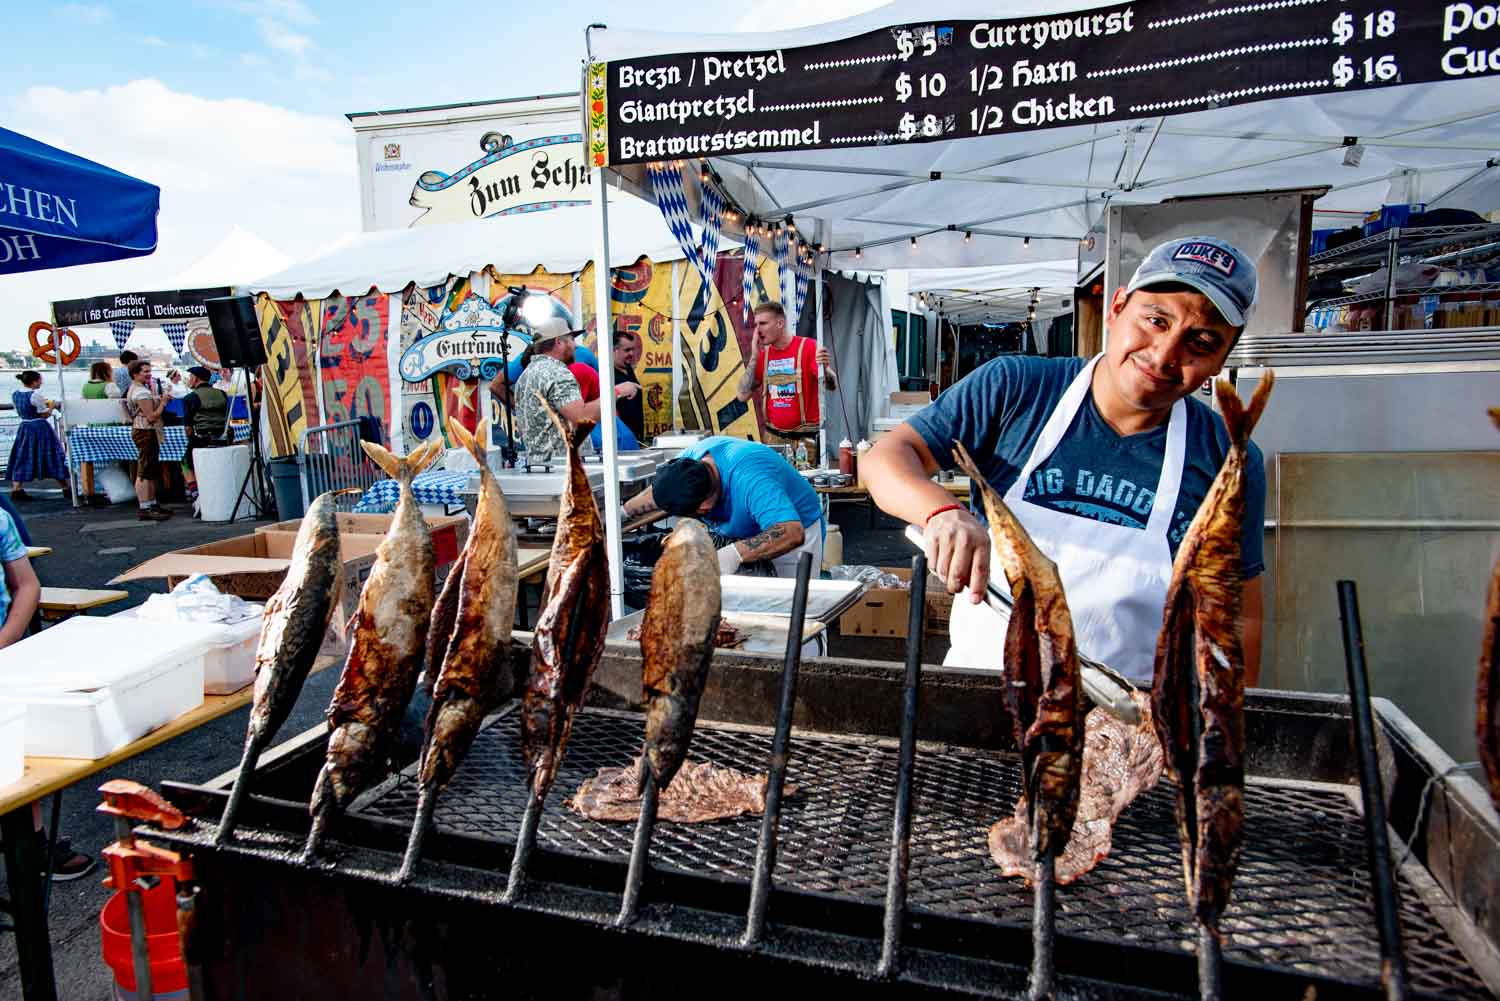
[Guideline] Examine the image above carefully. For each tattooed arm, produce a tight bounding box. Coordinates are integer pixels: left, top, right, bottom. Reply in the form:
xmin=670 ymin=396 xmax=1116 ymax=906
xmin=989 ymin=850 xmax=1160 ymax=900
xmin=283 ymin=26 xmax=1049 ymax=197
xmin=622 ymin=486 xmax=660 ymax=518
xmin=732 ymin=520 xmax=806 ymax=562
xmin=735 ymin=340 xmax=763 ymax=402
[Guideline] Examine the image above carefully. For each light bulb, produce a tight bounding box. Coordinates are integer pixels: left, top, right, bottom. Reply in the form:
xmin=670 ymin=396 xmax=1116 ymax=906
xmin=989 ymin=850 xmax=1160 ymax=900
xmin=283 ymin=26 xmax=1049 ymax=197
xmin=519 ymin=293 xmax=554 ymax=327
xmin=1023 ymin=236 xmax=1031 ymax=248
xmin=855 ymin=247 xmax=863 ymax=259
xmin=910 ymin=236 xmax=918 ymax=249
xmin=964 ymin=231 xmax=972 ymax=243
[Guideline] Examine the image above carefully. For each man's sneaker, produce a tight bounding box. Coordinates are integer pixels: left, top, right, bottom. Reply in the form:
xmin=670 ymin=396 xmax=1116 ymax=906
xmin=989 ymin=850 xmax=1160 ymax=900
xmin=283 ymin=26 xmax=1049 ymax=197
xmin=138 ymin=507 xmax=172 ymax=521
xmin=42 ymin=836 xmax=97 ymax=882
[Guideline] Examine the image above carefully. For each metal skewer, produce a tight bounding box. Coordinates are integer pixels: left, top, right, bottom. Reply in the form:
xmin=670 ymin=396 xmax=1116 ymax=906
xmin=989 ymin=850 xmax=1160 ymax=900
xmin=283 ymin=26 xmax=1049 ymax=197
xmin=396 ymin=778 xmax=438 ymax=884
xmin=214 ymin=734 xmax=266 ymax=845
xmin=877 ymin=553 xmax=927 ymax=978
xmin=1030 ymin=847 xmax=1058 ymax=1001
xmin=1337 ymin=580 xmax=1411 ymax=1001
xmin=742 ymin=551 xmax=814 ymax=947
xmin=504 ymin=791 xmax=543 ymax=903
xmin=617 ymin=764 xmax=661 ymax=926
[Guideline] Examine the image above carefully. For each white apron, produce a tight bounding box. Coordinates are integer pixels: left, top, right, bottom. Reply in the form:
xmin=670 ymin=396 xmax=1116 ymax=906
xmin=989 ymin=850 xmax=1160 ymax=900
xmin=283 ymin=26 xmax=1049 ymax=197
xmin=944 ymin=355 xmax=1186 ymax=685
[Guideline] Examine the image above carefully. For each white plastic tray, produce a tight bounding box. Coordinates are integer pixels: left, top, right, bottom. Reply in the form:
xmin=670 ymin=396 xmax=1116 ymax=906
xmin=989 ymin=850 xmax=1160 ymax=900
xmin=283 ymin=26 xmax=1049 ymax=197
xmin=0 ymin=617 xmax=209 ymax=759
xmin=0 ymin=700 xmax=23 ymax=786
xmin=110 ymin=610 xmax=263 ymax=694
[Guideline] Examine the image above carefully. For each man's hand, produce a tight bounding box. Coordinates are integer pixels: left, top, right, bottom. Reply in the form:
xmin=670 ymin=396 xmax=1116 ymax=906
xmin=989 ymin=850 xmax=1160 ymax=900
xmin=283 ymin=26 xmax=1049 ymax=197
xmin=815 ymin=345 xmax=831 ymax=367
xmin=615 ymin=381 xmax=640 ymax=400
xmin=925 ymin=508 xmax=991 ymax=603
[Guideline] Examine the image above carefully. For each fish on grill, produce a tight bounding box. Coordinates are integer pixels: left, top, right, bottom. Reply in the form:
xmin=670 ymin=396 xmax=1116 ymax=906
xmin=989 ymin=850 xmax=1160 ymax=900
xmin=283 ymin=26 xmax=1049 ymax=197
xmin=520 ymin=393 xmax=610 ymax=805
xmin=1479 ymin=407 xmax=1500 ymax=814
xmin=571 ymin=758 xmax=793 ymax=823
xmin=989 ymin=693 xmax=1164 ymax=884
xmin=306 ymin=438 xmax=443 ymax=858
xmin=398 ymin=418 xmax=518 ymax=881
xmin=952 ymin=441 xmax=1084 ymax=863
xmin=217 ymin=492 xmax=344 ymax=844
xmin=638 ymin=518 xmax=721 ymax=790
xmin=420 ymin=417 xmax=519 ymax=793
xmin=1151 ymin=374 xmax=1273 ymax=933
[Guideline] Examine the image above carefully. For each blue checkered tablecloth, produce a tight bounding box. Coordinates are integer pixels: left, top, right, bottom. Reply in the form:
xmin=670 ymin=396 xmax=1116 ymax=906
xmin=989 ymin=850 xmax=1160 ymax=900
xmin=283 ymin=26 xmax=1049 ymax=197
xmin=353 ymin=469 xmax=471 ymax=514
xmin=66 ymin=425 xmax=252 ymax=468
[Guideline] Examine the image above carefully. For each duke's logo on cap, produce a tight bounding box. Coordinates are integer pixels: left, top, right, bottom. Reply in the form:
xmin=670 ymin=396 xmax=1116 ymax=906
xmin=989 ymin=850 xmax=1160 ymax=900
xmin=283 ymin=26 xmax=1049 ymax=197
xmin=1171 ymin=241 xmax=1237 ymax=276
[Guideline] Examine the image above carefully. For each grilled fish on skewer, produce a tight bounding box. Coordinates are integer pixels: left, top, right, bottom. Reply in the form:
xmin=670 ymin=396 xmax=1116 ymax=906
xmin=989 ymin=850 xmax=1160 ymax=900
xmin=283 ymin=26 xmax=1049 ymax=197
xmin=1151 ymin=374 xmax=1274 ymax=945
xmin=217 ymin=492 xmax=343 ymax=844
xmin=953 ymin=442 xmax=1084 ymax=860
xmin=1479 ymin=408 xmax=1500 ymax=814
xmin=305 ymin=438 xmax=443 ymax=859
xmin=520 ymin=394 xmax=610 ymax=803
xmin=640 ymin=519 xmax=721 ymax=790
xmin=398 ymin=418 xmax=518 ymax=882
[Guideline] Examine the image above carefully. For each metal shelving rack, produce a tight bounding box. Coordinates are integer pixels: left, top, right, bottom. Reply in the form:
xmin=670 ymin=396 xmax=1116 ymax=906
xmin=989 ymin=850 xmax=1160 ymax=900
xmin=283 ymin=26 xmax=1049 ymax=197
xmin=1307 ymin=223 xmax=1500 ymax=329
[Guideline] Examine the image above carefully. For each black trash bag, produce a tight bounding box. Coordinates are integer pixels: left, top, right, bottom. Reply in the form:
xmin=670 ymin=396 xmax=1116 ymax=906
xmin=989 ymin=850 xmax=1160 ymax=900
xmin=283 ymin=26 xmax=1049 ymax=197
xmin=623 ymin=529 xmax=670 ymax=610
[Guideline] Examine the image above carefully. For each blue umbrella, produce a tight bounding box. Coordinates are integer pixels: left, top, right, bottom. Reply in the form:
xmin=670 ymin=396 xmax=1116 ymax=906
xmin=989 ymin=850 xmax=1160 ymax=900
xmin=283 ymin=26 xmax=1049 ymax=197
xmin=0 ymin=127 xmax=159 ymax=275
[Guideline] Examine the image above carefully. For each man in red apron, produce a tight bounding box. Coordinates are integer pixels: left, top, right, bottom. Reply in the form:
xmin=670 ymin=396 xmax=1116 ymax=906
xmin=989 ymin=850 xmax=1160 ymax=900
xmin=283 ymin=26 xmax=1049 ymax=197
xmin=862 ymin=236 xmax=1266 ymax=686
xmin=736 ymin=301 xmax=837 ymax=449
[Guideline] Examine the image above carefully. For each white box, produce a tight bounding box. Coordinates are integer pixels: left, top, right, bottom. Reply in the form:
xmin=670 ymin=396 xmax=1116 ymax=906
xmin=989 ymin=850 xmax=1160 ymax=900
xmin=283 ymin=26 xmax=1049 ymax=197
xmin=0 ymin=700 xmax=24 ymax=786
xmin=0 ymin=618 xmax=209 ymax=759
xmin=111 ymin=611 xmax=263 ymax=695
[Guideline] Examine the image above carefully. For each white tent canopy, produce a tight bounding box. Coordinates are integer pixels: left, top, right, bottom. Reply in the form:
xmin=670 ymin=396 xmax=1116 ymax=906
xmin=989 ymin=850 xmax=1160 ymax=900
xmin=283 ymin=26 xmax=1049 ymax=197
xmin=591 ymin=5 xmax=1500 ymax=273
xmin=175 ymin=226 xmax=294 ymax=290
xmin=906 ymin=260 xmax=1077 ymax=324
xmin=251 ymin=192 xmax=731 ymax=299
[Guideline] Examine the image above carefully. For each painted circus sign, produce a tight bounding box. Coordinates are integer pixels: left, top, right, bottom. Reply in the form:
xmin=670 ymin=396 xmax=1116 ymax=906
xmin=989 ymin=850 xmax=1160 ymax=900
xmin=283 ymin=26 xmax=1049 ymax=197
xmin=407 ymin=134 xmax=591 ymax=227
xmin=399 ymin=326 xmax=525 ymax=382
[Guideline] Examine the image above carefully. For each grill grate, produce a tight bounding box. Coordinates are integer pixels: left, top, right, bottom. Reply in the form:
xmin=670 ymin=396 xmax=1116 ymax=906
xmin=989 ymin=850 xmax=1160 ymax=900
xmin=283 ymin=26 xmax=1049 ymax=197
xmin=359 ymin=708 xmax=1487 ymax=999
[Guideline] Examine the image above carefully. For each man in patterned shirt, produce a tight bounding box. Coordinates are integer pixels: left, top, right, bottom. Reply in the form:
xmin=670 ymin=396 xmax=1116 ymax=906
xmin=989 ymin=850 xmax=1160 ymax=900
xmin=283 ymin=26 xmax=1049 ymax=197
xmin=512 ymin=316 xmax=638 ymax=464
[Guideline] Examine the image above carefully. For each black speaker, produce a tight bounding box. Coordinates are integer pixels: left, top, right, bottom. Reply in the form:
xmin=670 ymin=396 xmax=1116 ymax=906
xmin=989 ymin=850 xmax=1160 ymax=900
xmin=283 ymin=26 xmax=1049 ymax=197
xmin=205 ymin=295 xmax=267 ymax=368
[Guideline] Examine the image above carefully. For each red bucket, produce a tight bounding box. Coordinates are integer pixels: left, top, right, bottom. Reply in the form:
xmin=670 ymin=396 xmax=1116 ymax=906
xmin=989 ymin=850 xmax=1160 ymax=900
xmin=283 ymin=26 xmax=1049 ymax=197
xmin=100 ymin=878 xmax=189 ymax=999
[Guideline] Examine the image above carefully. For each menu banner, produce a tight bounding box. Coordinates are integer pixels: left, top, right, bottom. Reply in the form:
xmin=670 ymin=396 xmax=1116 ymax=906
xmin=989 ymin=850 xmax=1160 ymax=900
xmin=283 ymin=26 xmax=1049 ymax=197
xmin=591 ymin=0 xmax=1497 ymax=165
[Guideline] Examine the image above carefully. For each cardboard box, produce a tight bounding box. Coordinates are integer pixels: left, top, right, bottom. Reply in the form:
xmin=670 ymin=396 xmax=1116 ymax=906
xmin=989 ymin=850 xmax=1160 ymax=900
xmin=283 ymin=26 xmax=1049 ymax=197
xmin=890 ymin=391 xmax=931 ymax=406
xmin=113 ymin=532 xmax=384 ymax=658
xmin=837 ymin=567 xmax=953 ymax=639
xmin=257 ymin=512 xmax=469 ymax=568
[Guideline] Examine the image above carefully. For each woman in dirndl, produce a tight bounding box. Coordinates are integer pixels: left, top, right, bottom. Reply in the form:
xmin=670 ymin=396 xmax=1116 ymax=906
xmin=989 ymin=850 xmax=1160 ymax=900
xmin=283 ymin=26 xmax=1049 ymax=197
xmin=8 ymin=371 xmax=70 ymax=501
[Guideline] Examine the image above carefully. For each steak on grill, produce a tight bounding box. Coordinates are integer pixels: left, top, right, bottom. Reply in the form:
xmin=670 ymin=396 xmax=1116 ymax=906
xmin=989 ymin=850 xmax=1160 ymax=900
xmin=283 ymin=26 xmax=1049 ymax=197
xmin=628 ymin=620 xmax=745 ymax=649
xmin=569 ymin=758 xmax=794 ymax=823
xmin=989 ymin=694 xmax=1163 ymax=884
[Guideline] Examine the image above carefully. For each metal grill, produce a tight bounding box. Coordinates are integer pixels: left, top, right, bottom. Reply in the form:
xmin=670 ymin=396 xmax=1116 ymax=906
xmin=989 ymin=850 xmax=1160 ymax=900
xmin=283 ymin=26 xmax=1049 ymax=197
xmin=358 ymin=707 xmax=1488 ymax=999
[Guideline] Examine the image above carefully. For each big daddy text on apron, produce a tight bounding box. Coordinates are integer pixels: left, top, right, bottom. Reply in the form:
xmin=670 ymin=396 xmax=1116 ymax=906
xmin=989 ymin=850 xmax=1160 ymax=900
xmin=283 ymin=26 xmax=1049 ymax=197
xmin=945 ymin=355 xmax=1186 ymax=685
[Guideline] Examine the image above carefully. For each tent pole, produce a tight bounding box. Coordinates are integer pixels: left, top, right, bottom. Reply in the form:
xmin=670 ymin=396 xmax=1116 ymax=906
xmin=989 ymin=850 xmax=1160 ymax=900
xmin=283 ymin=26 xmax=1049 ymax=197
xmin=593 ymin=171 xmax=625 ymax=621
xmin=814 ymin=249 xmax=826 ymax=467
xmin=50 ymin=307 xmax=77 ymax=508
xmin=671 ymin=260 xmax=682 ymax=433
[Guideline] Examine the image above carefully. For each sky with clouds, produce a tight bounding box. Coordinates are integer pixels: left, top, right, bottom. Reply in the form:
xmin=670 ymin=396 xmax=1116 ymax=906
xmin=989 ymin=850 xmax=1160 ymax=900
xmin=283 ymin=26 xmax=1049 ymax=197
xmin=0 ymin=0 xmax=887 ymax=352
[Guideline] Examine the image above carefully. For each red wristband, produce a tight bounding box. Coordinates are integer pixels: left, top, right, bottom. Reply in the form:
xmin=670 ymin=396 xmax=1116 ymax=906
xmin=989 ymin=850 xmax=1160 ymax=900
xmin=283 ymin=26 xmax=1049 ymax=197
xmin=924 ymin=503 xmax=963 ymax=526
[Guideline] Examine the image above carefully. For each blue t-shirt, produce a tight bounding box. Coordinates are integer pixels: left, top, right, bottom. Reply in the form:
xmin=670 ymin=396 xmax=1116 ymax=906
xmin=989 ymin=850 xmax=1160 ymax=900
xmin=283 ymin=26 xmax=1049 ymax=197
xmin=909 ymin=356 xmax=1265 ymax=577
xmin=0 ymin=509 xmax=30 ymax=627
xmin=681 ymin=437 xmax=823 ymax=541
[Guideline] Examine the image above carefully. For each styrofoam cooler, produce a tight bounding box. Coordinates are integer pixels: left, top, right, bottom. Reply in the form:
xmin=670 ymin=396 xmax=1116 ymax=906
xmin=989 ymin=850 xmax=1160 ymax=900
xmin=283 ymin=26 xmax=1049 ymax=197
xmin=0 ymin=700 xmax=24 ymax=786
xmin=194 ymin=445 xmax=253 ymax=523
xmin=0 ymin=618 xmax=209 ymax=759
xmin=110 ymin=610 xmax=263 ymax=694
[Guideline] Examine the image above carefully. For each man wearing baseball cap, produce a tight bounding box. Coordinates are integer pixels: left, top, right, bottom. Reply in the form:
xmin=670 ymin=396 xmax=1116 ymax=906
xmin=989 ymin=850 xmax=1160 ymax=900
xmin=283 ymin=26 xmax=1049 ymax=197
xmin=180 ymin=365 xmax=231 ymax=505
xmin=863 ymin=234 xmax=1267 ymax=686
xmin=512 ymin=315 xmax=638 ymax=464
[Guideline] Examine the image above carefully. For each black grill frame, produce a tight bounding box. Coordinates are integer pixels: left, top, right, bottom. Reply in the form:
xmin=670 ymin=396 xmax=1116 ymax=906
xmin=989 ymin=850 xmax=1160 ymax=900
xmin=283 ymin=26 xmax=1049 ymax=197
xmin=347 ymin=705 xmax=1488 ymax=1000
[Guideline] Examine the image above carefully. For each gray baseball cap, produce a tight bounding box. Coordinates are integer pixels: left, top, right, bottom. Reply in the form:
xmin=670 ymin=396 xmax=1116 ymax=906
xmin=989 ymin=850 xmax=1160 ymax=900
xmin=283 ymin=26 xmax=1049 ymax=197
xmin=1126 ymin=235 xmax=1258 ymax=327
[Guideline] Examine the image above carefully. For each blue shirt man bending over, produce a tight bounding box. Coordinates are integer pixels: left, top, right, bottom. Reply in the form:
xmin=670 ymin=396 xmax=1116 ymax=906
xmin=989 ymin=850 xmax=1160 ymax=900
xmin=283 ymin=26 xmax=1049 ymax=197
xmin=624 ymin=436 xmax=824 ymax=579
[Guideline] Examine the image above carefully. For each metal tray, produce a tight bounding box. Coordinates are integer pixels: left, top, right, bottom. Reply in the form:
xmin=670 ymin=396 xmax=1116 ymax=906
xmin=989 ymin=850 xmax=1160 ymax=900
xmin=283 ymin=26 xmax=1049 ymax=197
xmin=605 ymin=610 xmax=826 ymax=655
xmin=719 ymin=576 xmax=864 ymax=623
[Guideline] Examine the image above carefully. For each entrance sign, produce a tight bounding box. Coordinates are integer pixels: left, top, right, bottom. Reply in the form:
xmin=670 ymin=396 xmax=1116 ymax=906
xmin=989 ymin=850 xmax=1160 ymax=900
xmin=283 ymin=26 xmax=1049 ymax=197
xmin=589 ymin=1 xmax=1495 ymax=165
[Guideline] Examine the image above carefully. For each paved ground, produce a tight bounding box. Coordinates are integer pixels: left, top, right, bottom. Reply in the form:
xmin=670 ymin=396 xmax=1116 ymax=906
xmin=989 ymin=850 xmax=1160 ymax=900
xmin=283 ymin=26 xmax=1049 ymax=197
xmin=0 ymin=490 xmax=933 ymax=999
xmin=0 ymin=495 xmax=340 ymax=1001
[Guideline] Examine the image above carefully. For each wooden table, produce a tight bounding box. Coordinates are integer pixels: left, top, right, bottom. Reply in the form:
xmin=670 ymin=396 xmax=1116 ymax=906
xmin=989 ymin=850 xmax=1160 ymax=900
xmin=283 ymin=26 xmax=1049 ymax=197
xmin=0 ymin=655 xmax=338 ymax=1001
xmin=37 ymin=587 xmax=129 ymax=620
